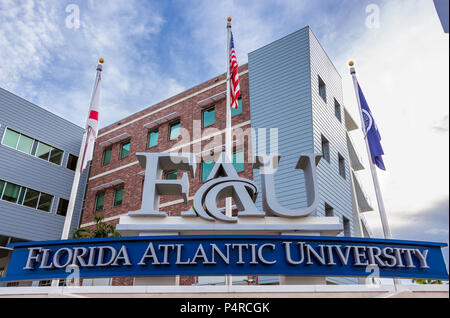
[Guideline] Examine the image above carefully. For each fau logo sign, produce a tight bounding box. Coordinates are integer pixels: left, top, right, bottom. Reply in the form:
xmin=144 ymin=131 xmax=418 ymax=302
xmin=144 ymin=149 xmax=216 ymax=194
xmin=129 ymin=152 xmax=322 ymax=222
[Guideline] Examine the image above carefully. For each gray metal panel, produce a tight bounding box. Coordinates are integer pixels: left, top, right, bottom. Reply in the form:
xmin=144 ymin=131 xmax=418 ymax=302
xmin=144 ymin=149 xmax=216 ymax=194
xmin=308 ymin=29 xmax=354 ymax=237
xmin=0 ymin=88 xmax=87 ymax=241
xmin=249 ymin=27 xmax=313 ymax=212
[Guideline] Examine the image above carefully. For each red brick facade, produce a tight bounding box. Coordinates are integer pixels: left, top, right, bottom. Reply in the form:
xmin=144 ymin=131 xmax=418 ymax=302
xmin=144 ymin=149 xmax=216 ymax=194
xmin=80 ymin=64 xmax=253 ymax=286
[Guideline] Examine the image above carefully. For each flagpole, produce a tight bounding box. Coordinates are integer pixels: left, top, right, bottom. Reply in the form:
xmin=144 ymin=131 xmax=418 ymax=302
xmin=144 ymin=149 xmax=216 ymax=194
xmin=60 ymin=60 xmax=103 ymax=240
xmin=349 ymin=61 xmax=392 ymax=240
xmin=225 ymin=17 xmax=233 ymax=287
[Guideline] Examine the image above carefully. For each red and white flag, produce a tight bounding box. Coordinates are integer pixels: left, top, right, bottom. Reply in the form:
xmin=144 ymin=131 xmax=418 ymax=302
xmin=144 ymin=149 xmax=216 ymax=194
xmin=229 ymin=32 xmax=240 ymax=109
xmin=80 ymin=65 xmax=102 ymax=173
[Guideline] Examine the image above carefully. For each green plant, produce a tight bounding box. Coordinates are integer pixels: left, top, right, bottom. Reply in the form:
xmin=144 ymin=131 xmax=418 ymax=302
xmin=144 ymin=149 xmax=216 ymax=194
xmin=412 ymin=278 xmax=443 ymax=284
xmin=72 ymin=212 xmax=121 ymax=239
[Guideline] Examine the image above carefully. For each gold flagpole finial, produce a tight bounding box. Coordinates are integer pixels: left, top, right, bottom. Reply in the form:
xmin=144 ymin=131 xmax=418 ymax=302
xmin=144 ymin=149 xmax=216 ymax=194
xmin=99 ymin=58 xmax=104 ymax=64
xmin=227 ymin=17 xmax=232 ymax=22
xmin=348 ymin=60 xmax=354 ymax=67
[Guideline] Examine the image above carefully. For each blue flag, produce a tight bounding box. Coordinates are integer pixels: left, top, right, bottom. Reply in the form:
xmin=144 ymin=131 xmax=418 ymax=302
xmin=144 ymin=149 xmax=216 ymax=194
xmin=358 ymin=83 xmax=386 ymax=170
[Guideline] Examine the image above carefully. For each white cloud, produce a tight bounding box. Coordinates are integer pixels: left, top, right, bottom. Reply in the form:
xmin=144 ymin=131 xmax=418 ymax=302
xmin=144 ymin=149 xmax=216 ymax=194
xmin=335 ymin=0 xmax=449 ymax=235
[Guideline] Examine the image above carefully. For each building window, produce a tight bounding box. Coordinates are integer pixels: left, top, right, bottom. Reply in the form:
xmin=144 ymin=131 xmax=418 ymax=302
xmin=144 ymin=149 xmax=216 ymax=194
xmin=202 ymin=106 xmax=215 ymax=128
xmin=95 ymin=192 xmax=105 ymax=211
xmin=321 ymin=135 xmax=330 ymax=163
xmin=102 ymin=147 xmax=112 ymax=166
xmin=0 ymin=179 xmax=54 ymax=212
xmin=37 ymin=193 xmax=53 ymax=212
xmin=57 ymin=198 xmax=69 ymax=216
xmin=231 ymin=97 xmax=243 ymax=117
xmin=325 ymin=203 xmax=334 ymax=217
xmin=201 ymin=160 xmax=215 ymax=182
xmin=0 ymin=180 xmax=4 ymax=198
xmin=120 ymin=141 xmax=130 ymax=159
xmin=2 ymin=182 xmax=20 ymax=203
xmin=169 ymin=121 xmax=181 ymax=140
xmin=165 ymin=170 xmax=178 ymax=180
xmin=232 ymin=150 xmax=245 ymax=173
xmin=318 ymin=76 xmax=327 ymax=103
xmin=148 ymin=130 xmax=159 ymax=148
xmin=334 ymin=99 xmax=342 ymax=122
xmin=2 ymin=128 xmax=64 ymax=165
xmin=23 ymin=189 xmax=40 ymax=209
xmin=2 ymin=128 xmax=20 ymax=148
xmin=338 ymin=153 xmax=346 ymax=179
xmin=343 ymin=216 xmax=351 ymax=237
xmin=67 ymin=154 xmax=78 ymax=171
xmin=113 ymin=187 xmax=124 ymax=207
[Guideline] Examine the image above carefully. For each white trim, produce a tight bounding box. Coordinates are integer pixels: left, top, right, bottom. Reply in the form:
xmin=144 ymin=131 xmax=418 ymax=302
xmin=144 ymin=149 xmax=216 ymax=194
xmin=98 ymin=70 xmax=249 ymax=138
xmin=0 ymin=284 xmax=447 ymax=297
xmin=89 ymin=120 xmax=251 ymax=181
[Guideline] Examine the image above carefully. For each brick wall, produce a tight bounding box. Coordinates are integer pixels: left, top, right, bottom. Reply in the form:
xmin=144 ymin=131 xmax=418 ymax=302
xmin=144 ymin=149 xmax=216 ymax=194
xmin=80 ymin=65 xmax=252 ymax=286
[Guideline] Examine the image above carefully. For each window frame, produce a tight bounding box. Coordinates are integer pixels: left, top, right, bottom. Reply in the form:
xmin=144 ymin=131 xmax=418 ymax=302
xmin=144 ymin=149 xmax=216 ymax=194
xmin=113 ymin=187 xmax=124 ymax=207
xmin=338 ymin=153 xmax=346 ymax=179
xmin=120 ymin=140 xmax=131 ymax=160
xmin=318 ymin=75 xmax=327 ymax=103
xmin=66 ymin=154 xmax=78 ymax=171
xmin=201 ymin=160 xmax=215 ymax=182
xmin=321 ymin=135 xmax=330 ymax=163
xmin=95 ymin=192 xmax=105 ymax=212
xmin=231 ymin=97 xmax=243 ymax=117
xmin=334 ymin=98 xmax=342 ymax=122
xmin=57 ymin=198 xmax=69 ymax=216
xmin=102 ymin=146 xmax=112 ymax=166
xmin=165 ymin=170 xmax=178 ymax=180
xmin=202 ymin=106 xmax=215 ymax=128
xmin=147 ymin=129 xmax=159 ymax=149
xmin=169 ymin=120 xmax=181 ymax=141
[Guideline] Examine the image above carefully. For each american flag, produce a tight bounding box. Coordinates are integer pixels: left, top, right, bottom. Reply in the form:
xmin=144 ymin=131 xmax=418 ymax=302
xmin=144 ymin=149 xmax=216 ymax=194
xmin=229 ymin=32 xmax=240 ymax=109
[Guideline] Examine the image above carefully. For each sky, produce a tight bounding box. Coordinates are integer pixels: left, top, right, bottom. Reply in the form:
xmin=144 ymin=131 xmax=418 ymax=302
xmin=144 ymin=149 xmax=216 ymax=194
xmin=0 ymin=0 xmax=448 ymax=267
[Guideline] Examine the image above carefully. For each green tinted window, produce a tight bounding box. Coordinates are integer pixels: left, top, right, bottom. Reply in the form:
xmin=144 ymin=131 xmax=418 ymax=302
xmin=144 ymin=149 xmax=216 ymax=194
xmin=120 ymin=141 xmax=130 ymax=159
xmin=202 ymin=107 xmax=215 ymax=128
xmin=2 ymin=129 xmax=20 ymax=148
xmin=232 ymin=150 xmax=245 ymax=173
xmin=169 ymin=122 xmax=180 ymax=140
xmin=36 ymin=142 xmax=51 ymax=160
xmin=2 ymin=183 xmax=20 ymax=203
xmin=23 ymin=189 xmax=40 ymax=209
xmin=17 ymin=135 xmax=34 ymax=154
xmin=231 ymin=98 xmax=243 ymax=117
xmin=49 ymin=148 xmax=63 ymax=165
xmin=165 ymin=170 xmax=177 ymax=180
xmin=148 ymin=130 xmax=158 ymax=148
xmin=95 ymin=193 xmax=105 ymax=211
xmin=17 ymin=187 xmax=26 ymax=205
xmin=0 ymin=180 xmax=4 ymax=196
xmin=103 ymin=147 xmax=112 ymax=165
xmin=113 ymin=187 xmax=124 ymax=207
xmin=201 ymin=160 xmax=215 ymax=182
xmin=37 ymin=193 xmax=53 ymax=212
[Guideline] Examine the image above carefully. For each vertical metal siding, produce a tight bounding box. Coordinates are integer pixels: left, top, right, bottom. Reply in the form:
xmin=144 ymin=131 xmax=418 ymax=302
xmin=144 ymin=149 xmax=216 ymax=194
xmin=0 ymin=88 xmax=87 ymax=241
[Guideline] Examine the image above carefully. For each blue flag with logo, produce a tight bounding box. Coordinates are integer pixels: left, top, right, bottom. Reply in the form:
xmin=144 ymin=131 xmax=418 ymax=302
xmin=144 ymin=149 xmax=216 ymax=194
xmin=358 ymin=83 xmax=386 ymax=170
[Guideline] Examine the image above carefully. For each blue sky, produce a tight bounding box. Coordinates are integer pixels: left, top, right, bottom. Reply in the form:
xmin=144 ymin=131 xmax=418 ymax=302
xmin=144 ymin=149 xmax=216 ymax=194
xmin=0 ymin=1 xmax=448 ymax=268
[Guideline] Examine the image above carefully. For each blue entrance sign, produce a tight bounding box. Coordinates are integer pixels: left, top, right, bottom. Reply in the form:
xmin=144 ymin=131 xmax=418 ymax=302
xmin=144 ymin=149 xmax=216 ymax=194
xmin=1 ymin=235 xmax=448 ymax=282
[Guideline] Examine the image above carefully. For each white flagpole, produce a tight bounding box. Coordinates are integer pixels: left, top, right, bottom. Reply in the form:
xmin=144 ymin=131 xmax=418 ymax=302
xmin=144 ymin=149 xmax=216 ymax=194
xmin=60 ymin=60 xmax=103 ymax=240
xmin=51 ymin=59 xmax=103 ymax=288
xmin=349 ymin=61 xmax=392 ymax=240
xmin=225 ymin=17 xmax=233 ymax=287
xmin=349 ymin=61 xmax=400 ymax=287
